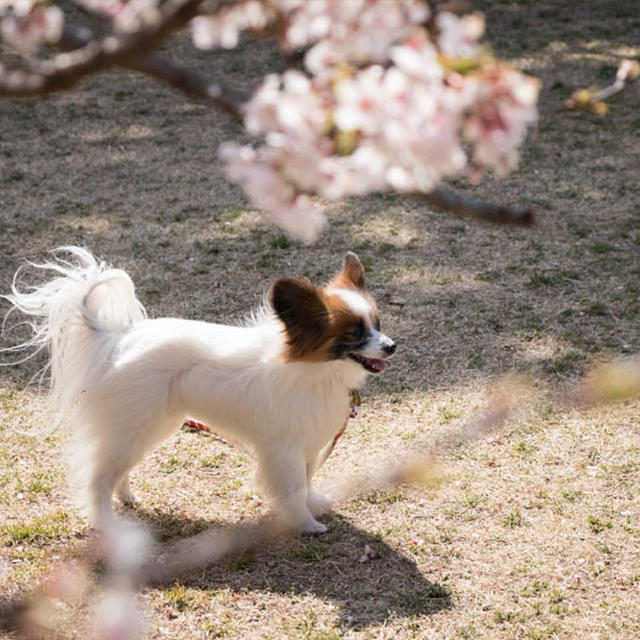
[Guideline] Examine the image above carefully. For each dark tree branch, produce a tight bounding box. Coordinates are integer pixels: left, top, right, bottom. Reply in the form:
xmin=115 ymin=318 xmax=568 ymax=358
xmin=58 ymin=24 xmax=249 ymax=115
xmin=417 ymin=188 xmax=535 ymax=226
xmin=0 ymin=0 xmax=230 ymax=98
xmin=124 ymin=53 xmax=249 ymax=115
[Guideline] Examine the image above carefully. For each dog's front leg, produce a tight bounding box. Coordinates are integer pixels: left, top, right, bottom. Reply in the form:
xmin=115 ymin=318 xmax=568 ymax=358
xmin=306 ymin=459 xmax=332 ymax=516
xmin=257 ymin=449 xmax=327 ymax=533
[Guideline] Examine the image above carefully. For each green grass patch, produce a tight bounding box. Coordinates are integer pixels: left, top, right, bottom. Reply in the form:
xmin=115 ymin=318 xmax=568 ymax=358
xmin=503 ymin=510 xmax=526 ymax=529
xmin=587 ymin=516 xmax=612 ymax=534
xmin=557 ymin=186 xmax=583 ymax=200
xmin=543 ymin=351 xmax=588 ymax=377
xmin=161 ymin=455 xmax=181 ymax=474
xmin=1 ymin=511 xmax=71 ymax=545
xmin=200 ymin=452 xmax=227 ymax=468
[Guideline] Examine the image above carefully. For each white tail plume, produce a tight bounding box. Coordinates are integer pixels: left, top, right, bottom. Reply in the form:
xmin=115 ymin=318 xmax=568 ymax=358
xmin=1 ymin=246 xmax=146 ymax=427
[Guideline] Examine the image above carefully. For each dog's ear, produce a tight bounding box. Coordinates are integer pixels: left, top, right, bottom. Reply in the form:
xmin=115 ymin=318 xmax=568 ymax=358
xmin=335 ymin=252 xmax=365 ymax=290
xmin=270 ymin=278 xmax=329 ymax=358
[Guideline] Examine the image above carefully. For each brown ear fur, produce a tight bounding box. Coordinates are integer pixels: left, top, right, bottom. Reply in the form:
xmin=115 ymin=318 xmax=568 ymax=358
xmin=330 ymin=252 xmax=365 ymax=290
xmin=269 ymin=278 xmax=329 ymax=359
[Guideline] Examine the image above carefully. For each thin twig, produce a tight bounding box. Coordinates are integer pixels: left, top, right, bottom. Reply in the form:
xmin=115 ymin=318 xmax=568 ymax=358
xmin=545 ymin=58 xmax=640 ymax=116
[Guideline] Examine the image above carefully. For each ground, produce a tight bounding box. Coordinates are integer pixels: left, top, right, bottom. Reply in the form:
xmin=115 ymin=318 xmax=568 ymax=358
xmin=0 ymin=0 xmax=639 ymax=638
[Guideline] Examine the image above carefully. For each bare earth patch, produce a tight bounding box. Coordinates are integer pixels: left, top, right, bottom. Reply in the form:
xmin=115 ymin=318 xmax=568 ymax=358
xmin=1 ymin=1 xmax=639 ymax=637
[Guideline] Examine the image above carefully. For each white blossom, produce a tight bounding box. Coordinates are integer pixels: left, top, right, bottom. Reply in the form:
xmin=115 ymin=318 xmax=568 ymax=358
xmin=436 ymin=11 xmax=485 ymax=59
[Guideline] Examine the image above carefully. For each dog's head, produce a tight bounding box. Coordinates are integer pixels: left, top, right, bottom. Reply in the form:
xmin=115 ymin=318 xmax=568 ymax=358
xmin=269 ymin=252 xmax=396 ymax=374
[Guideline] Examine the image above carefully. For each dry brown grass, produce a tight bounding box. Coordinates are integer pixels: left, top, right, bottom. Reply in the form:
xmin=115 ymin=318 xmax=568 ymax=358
xmin=1 ymin=0 xmax=640 ymax=637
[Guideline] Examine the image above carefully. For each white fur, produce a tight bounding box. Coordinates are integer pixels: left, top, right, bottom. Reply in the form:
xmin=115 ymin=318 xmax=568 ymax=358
xmin=361 ymin=328 xmax=396 ymax=359
xmin=332 ymin=288 xmax=372 ymax=317
xmin=2 ymin=248 xmax=375 ymax=534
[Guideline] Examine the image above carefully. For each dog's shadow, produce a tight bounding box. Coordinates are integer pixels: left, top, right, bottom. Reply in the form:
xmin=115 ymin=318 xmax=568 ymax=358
xmin=133 ymin=508 xmax=451 ymax=630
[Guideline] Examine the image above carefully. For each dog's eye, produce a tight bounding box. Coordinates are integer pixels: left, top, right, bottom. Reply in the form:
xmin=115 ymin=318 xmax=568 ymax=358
xmin=345 ymin=320 xmax=367 ymax=346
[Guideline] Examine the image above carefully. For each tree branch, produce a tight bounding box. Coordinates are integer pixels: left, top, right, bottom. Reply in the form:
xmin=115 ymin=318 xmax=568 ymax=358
xmin=545 ymin=58 xmax=640 ymax=116
xmin=416 ymin=188 xmax=535 ymax=226
xmin=125 ymin=52 xmax=249 ymax=114
xmin=0 ymin=3 xmax=536 ymax=229
xmin=0 ymin=0 xmax=225 ymax=98
xmin=58 ymin=24 xmax=249 ymax=115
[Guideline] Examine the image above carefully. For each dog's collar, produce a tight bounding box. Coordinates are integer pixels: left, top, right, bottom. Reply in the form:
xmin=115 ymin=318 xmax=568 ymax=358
xmin=348 ymin=388 xmax=361 ymax=419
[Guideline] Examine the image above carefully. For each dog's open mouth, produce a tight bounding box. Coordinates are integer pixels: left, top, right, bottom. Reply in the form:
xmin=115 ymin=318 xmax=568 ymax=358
xmin=348 ymin=353 xmax=387 ymax=374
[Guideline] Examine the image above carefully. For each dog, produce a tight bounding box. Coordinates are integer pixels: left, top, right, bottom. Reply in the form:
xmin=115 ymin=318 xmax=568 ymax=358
xmin=2 ymin=247 xmax=396 ymax=533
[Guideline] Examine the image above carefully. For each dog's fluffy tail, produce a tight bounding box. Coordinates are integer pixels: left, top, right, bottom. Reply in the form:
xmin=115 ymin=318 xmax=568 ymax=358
xmin=1 ymin=246 xmax=146 ymax=427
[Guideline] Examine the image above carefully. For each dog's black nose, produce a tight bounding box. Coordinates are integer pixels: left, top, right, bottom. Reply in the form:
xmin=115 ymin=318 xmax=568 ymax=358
xmin=383 ymin=342 xmax=397 ymax=356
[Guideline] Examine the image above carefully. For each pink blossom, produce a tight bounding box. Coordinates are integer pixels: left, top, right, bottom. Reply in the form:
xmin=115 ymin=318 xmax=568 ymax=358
xmin=332 ymin=53 xmax=470 ymax=192
xmin=192 ymin=0 xmax=428 ymax=71
xmin=94 ymin=589 xmax=145 ymax=640
xmin=220 ymin=143 xmax=326 ymax=243
xmin=244 ymin=71 xmax=327 ymax=139
xmin=359 ymin=544 xmax=374 ymax=563
xmin=464 ymin=64 xmax=539 ymax=175
xmin=192 ymin=0 xmax=269 ymax=49
xmin=296 ymin=0 xmax=429 ymax=74
xmin=211 ymin=5 xmax=538 ymax=240
xmin=1 ymin=3 xmax=63 ymax=53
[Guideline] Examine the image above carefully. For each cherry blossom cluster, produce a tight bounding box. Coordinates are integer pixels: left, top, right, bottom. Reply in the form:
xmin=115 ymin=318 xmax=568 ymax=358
xmin=0 ymin=0 xmax=540 ymax=242
xmin=193 ymin=0 xmax=428 ymax=71
xmin=210 ymin=5 xmax=539 ymax=241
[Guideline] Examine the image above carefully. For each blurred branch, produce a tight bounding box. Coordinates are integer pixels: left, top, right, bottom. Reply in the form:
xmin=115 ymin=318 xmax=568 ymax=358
xmin=0 ymin=0 xmax=233 ymax=98
xmin=58 ymin=24 xmax=249 ymax=115
xmin=417 ymin=188 xmax=535 ymax=226
xmin=125 ymin=51 xmax=249 ymax=114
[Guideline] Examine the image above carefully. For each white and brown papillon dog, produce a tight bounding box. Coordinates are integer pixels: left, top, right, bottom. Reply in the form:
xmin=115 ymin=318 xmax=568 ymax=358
xmin=2 ymin=247 xmax=396 ymax=533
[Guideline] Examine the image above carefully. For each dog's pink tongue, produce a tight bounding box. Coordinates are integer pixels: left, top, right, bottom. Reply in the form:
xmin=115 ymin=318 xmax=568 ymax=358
xmin=368 ymin=358 xmax=386 ymax=372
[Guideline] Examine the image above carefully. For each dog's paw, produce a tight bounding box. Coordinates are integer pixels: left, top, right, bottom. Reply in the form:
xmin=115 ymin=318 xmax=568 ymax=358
xmin=301 ymin=519 xmax=328 ymax=534
xmin=117 ymin=490 xmax=140 ymax=506
xmin=282 ymin=511 xmax=328 ymax=534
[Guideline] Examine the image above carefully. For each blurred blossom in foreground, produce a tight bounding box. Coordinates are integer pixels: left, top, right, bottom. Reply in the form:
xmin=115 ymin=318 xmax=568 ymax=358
xmin=577 ymin=359 xmax=640 ymax=406
xmin=94 ymin=589 xmax=145 ymax=640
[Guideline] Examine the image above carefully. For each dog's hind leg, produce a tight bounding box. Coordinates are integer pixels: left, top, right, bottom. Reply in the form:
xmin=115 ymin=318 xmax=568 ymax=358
xmin=257 ymin=448 xmax=327 ymax=533
xmin=89 ymin=459 xmax=142 ymax=528
xmin=87 ymin=466 xmax=120 ymax=531
xmin=83 ymin=435 xmax=144 ymax=529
